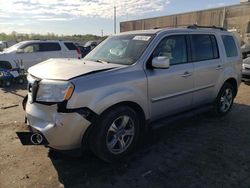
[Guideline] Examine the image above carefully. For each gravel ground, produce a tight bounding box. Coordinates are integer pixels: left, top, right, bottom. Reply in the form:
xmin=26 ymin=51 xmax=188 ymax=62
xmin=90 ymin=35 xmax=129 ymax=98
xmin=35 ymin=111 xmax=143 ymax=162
xmin=0 ymin=83 xmax=250 ymax=188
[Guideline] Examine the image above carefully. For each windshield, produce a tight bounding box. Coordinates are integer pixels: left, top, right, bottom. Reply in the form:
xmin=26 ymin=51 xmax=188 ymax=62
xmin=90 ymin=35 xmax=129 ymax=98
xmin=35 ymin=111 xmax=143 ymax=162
xmin=84 ymin=34 xmax=154 ymax=65
xmin=3 ymin=41 xmax=26 ymax=53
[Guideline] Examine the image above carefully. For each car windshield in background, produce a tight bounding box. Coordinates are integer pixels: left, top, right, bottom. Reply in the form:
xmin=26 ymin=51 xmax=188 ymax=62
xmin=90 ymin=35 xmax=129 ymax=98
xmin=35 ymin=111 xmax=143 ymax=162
xmin=3 ymin=42 xmax=26 ymax=53
xmin=84 ymin=34 xmax=154 ymax=65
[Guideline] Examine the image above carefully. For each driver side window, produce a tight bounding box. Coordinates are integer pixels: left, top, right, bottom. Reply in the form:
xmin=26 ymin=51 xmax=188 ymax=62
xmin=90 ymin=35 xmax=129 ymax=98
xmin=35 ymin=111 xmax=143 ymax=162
xmin=152 ymin=35 xmax=188 ymax=65
xmin=22 ymin=43 xmax=39 ymax=53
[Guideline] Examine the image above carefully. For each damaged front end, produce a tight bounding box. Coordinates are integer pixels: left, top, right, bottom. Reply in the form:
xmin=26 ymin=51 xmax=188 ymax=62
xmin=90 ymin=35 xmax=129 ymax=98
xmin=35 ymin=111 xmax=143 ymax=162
xmin=16 ymin=74 xmax=92 ymax=151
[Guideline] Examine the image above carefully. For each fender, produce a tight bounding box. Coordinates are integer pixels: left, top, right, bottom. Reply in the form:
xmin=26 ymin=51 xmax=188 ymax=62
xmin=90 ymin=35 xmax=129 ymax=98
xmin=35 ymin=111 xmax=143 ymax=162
xmin=67 ymin=86 xmax=149 ymax=120
xmin=87 ymin=87 xmax=149 ymax=119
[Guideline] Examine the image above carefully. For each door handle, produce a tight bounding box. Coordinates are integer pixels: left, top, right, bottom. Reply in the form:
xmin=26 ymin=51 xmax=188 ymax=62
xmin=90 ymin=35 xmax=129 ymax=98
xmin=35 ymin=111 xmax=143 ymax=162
xmin=216 ymin=65 xmax=223 ymax=70
xmin=181 ymin=71 xmax=192 ymax=77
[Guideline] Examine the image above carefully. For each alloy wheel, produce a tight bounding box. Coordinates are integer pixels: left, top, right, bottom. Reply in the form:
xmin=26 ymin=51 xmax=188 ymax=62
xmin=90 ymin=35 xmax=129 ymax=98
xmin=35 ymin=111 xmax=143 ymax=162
xmin=220 ymin=88 xmax=233 ymax=113
xmin=106 ymin=115 xmax=135 ymax=154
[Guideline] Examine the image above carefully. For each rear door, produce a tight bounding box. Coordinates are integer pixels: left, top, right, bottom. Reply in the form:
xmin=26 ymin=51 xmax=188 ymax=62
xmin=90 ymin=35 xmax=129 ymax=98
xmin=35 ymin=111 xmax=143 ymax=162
xmin=145 ymin=34 xmax=194 ymax=119
xmin=39 ymin=42 xmax=62 ymax=61
xmin=190 ymin=33 xmax=222 ymax=106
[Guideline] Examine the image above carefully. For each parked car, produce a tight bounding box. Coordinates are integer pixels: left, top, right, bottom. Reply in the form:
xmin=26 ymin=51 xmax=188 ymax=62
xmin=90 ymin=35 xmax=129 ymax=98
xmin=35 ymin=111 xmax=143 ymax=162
xmin=0 ymin=40 xmax=81 ymax=70
xmin=242 ymin=57 xmax=250 ymax=83
xmin=0 ymin=41 xmax=8 ymax=51
xmin=77 ymin=41 xmax=98 ymax=58
xmin=18 ymin=25 xmax=242 ymax=162
xmin=241 ymin=43 xmax=250 ymax=59
xmin=75 ymin=45 xmax=87 ymax=58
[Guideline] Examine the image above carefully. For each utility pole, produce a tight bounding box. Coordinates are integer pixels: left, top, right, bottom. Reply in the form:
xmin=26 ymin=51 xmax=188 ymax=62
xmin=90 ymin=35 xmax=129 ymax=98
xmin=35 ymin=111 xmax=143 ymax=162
xmin=101 ymin=29 xmax=103 ymax=37
xmin=114 ymin=6 xmax=116 ymax=34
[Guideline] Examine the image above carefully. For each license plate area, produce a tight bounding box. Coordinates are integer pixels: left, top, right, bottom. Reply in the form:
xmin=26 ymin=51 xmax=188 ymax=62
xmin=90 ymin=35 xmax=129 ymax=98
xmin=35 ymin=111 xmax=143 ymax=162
xmin=16 ymin=132 xmax=49 ymax=145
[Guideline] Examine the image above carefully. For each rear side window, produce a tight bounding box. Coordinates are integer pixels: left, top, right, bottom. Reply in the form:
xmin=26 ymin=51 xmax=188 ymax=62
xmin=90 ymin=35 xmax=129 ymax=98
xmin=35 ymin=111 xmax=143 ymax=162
xmin=39 ymin=43 xmax=61 ymax=52
xmin=64 ymin=42 xmax=77 ymax=50
xmin=190 ymin=34 xmax=219 ymax=62
xmin=222 ymin=35 xmax=238 ymax=57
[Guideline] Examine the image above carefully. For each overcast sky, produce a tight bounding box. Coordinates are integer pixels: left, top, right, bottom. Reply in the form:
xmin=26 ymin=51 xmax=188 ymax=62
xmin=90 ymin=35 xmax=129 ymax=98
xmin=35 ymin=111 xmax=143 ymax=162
xmin=0 ymin=0 xmax=239 ymax=36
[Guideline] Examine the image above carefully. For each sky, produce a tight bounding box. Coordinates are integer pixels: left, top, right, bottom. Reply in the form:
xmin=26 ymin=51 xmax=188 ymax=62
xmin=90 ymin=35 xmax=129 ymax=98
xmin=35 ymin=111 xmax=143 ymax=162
xmin=0 ymin=0 xmax=240 ymax=36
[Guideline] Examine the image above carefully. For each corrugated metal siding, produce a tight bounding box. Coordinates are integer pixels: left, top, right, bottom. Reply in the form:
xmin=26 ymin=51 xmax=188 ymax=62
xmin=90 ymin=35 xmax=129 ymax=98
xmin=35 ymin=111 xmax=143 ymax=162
xmin=120 ymin=3 xmax=250 ymax=43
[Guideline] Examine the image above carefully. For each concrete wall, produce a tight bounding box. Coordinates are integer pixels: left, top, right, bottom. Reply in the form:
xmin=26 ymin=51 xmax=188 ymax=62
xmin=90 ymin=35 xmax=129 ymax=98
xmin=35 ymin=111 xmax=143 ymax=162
xmin=120 ymin=3 xmax=250 ymax=44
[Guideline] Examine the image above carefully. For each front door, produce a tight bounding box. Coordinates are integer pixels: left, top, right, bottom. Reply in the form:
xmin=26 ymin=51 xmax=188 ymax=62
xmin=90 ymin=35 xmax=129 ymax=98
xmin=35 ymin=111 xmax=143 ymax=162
xmin=16 ymin=43 xmax=44 ymax=69
xmin=145 ymin=35 xmax=194 ymax=119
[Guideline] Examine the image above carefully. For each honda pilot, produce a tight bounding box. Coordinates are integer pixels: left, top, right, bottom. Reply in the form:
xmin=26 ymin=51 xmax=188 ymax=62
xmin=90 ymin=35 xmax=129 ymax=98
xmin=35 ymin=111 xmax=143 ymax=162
xmin=18 ymin=25 xmax=242 ymax=162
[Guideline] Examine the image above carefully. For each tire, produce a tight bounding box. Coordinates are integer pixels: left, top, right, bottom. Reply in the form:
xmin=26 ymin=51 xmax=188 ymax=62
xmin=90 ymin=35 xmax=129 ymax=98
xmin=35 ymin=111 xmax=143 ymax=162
xmin=18 ymin=77 xmax=24 ymax=85
xmin=4 ymin=80 xmax=11 ymax=87
xmin=89 ymin=106 xmax=141 ymax=162
xmin=213 ymin=82 xmax=235 ymax=116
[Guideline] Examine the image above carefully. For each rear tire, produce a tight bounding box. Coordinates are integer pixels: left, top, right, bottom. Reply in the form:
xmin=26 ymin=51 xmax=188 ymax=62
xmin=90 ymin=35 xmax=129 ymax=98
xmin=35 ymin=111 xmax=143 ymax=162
xmin=89 ymin=106 xmax=140 ymax=162
xmin=213 ymin=83 xmax=235 ymax=116
xmin=18 ymin=77 xmax=24 ymax=85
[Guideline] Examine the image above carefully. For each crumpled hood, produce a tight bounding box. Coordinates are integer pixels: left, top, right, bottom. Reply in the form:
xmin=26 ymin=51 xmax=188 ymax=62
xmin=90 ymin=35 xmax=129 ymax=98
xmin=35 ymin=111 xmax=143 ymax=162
xmin=28 ymin=58 xmax=123 ymax=80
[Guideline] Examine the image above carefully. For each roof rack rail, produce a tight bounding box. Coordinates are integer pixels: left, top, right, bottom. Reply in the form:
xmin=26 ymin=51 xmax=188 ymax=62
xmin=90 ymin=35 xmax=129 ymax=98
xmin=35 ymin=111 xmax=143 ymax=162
xmin=187 ymin=24 xmax=226 ymax=31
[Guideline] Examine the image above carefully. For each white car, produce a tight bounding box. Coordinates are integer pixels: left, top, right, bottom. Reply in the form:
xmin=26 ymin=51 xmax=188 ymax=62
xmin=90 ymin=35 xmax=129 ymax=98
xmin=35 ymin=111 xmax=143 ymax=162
xmin=0 ymin=40 xmax=81 ymax=70
xmin=0 ymin=41 xmax=8 ymax=51
xmin=242 ymin=57 xmax=250 ymax=83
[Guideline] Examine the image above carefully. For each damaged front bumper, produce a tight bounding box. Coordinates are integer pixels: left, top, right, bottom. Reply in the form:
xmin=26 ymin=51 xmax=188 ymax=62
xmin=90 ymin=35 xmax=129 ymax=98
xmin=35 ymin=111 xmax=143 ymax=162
xmin=17 ymin=96 xmax=94 ymax=151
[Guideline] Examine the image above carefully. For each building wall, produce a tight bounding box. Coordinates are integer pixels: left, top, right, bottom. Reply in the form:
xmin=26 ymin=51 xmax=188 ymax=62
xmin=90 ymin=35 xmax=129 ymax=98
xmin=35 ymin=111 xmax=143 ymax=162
xmin=120 ymin=3 xmax=250 ymax=44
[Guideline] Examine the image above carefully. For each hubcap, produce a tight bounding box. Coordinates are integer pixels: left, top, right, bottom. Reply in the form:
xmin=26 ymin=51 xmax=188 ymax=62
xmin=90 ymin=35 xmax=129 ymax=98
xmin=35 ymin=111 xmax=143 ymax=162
xmin=220 ymin=88 xmax=233 ymax=113
xmin=6 ymin=81 xmax=11 ymax=86
xmin=106 ymin=115 xmax=135 ymax=154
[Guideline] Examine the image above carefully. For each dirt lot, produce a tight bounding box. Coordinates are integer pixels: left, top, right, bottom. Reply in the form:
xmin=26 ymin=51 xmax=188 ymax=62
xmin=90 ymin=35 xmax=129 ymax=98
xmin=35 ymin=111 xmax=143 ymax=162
xmin=0 ymin=83 xmax=250 ymax=188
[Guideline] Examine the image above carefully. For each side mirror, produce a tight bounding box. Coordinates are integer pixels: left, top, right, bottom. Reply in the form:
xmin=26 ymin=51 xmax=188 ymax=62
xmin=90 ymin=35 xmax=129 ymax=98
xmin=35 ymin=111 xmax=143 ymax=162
xmin=16 ymin=49 xmax=24 ymax=53
xmin=152 ymin=56 xmax=170 ymax=69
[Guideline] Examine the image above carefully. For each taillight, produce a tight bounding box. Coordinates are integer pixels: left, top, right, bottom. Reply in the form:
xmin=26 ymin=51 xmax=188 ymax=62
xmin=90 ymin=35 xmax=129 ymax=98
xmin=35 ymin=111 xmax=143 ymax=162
xmin=76 ymin=47 xmax=81 ymax=59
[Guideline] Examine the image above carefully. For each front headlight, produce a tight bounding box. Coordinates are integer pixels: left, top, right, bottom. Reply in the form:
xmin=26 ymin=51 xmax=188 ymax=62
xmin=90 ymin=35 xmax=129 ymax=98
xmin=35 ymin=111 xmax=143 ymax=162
xmin=36 ymin=80 xmax=74 ymax=102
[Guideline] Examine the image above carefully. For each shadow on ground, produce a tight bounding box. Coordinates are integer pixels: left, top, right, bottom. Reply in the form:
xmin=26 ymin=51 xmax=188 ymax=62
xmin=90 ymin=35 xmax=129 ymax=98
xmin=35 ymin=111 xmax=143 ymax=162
xmin=49 ymin=103 xmax=250 ymax=188
xmin=0 ymin=83 xmax=27 ymax=98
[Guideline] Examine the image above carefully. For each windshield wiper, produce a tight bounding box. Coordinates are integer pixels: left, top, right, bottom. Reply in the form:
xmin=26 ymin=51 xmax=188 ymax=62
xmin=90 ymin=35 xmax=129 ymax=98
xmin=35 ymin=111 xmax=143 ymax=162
xmin=95 ymin=59 xmax=109 ymax=64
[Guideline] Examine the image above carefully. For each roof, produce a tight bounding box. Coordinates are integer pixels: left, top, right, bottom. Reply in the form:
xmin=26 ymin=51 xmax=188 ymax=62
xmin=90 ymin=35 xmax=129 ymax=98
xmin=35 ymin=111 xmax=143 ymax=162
xmin=116 ymin=26 xmax=229 ymax=36
xmin=116 ymin=29 xmax=162 ymax=35
xmin=20 ymin=40 xmax=74 ymax=43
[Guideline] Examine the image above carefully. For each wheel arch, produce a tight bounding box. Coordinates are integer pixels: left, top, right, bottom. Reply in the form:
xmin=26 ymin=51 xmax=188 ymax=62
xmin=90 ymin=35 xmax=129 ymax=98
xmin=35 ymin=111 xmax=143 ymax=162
xmin=224 ymin=77 xmax=238 ymax=97
xmin=81 ymin=101 xmax=147 ymax=150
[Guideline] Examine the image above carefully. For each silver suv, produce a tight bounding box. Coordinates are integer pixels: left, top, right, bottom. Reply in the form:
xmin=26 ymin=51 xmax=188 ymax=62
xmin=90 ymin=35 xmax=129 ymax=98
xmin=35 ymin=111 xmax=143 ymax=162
xmin=18 ymin=26 xmax=242 ymax=162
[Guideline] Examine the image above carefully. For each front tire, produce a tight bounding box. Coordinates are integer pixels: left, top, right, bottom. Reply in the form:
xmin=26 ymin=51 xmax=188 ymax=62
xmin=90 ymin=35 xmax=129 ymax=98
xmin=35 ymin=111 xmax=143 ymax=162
xmin=213 ymin=83 xmax=235 ymax=116
xmin=4 ymin=80 xmax=11 ymax=87
xmin=90 ymin=106 xmax=140 ymax=162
